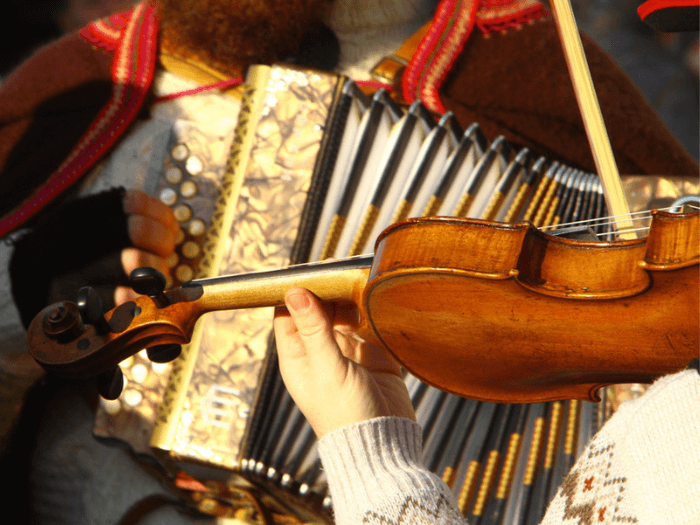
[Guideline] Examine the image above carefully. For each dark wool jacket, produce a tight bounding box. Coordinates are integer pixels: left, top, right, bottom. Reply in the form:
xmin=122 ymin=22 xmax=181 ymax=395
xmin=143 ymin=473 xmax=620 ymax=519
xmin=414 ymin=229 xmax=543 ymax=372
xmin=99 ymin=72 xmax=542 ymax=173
xmin=0 ymin=1 xmax=697 ymax=235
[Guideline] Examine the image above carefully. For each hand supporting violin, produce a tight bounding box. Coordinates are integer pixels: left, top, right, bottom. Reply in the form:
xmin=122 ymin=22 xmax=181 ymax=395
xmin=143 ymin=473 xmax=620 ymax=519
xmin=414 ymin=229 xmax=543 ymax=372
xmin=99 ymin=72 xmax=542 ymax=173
xmin=273 ymin=287 xmax=415 ymax=438
xmin=115 ymin=190 xmax=181 ymax=306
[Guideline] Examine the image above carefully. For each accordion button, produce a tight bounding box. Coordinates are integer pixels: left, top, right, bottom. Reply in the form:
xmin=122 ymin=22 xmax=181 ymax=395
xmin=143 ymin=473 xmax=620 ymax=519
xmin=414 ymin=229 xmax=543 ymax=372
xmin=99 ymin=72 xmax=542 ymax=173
xmin=175 ymin=229 xmax=185 ymax=245
xmin=160 ymin=188 xmax=177 ymax=206
xmin=171 ymin=143 xmax=189 ymax=161
xmin=175 ymin=264 xmax=194 ymax=283
xmin=165 ymin=166 xmax=183 ymax=184
xmin=173 ymin=204 xmax=192 ymax=222
xmin=180 ymin=180 xmax=198 ymax=198
xmin=186 ymin=155 xmax=203 ymax=175
xmin=188 ymin=218 xmax=206 ymax=237
xmin=167 ymin=252 xmax=179 ymax=268
xmin=124 ymin=389 xmax=143 ymax=407
xmin=131 ymin=364 xmax=149 ymax=383
xmin=182 ymin=241 xmax=201 ymax=259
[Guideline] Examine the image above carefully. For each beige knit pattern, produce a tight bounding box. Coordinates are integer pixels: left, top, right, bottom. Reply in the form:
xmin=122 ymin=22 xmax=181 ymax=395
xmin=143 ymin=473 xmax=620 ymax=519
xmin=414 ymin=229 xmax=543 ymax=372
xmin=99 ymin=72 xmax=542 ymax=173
xmin=318 ymin=371 xmax=700 ymax=525
xmin=543 ymin=370 xmax=700 ymax=525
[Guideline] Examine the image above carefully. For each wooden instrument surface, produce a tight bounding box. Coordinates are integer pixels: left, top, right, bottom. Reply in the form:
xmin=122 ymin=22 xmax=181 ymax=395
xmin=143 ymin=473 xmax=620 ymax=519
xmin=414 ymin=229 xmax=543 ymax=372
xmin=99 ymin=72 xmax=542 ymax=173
xmin=365 ymin=213 xmax=698 ymax=402
xmin=27 ymin=209 xmax=699 ymax=403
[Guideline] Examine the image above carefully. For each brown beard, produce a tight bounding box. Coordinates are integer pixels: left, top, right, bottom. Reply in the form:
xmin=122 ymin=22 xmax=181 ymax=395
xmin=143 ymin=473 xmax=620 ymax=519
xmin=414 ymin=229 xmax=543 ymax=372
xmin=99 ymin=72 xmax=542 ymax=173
xmin=158 ymin=0 xmax=332 ymax=74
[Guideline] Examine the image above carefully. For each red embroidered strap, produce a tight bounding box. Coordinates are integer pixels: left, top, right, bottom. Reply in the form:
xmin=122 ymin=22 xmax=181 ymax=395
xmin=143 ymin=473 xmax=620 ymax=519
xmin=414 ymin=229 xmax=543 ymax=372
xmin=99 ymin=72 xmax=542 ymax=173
xmin=402 ymin=0 xmax=481 ymax=114
xmin=153 ymin=77 xmax=245 ymax=104
xmin=402 ymin=0 xmax=547 ymax=114
xmin=79 ymin=9 xmax=135 ymax=53
xmin=476 ymin=0 xmax=548 ymax=33
xmin=0 ymin=0 xmax=159 ymax=238
xmin=356 ymin=80 xmax=395 ymax=92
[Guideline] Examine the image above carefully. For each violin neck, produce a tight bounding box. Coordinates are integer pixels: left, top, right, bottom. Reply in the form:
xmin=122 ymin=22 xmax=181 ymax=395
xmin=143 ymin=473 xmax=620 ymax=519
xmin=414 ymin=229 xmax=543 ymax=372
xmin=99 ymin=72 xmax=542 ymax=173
xmin=183 ymin=255 xmax=374 ymax=313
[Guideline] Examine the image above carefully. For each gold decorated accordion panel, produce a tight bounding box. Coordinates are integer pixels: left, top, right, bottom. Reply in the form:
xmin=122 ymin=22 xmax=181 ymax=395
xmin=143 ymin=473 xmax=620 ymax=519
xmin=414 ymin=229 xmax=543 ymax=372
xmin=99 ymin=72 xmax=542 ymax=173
xmin=93 ymin=64 xmax=631 ymax=524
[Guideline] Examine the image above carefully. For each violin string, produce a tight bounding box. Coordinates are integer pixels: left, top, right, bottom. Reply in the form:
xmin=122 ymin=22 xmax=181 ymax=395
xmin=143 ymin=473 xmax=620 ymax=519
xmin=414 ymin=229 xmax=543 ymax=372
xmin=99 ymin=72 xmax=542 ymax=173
xmin=541 ymin=204 xmax=698 ymax=237
xmin=541 ymin=208 xmax=654 ymax=231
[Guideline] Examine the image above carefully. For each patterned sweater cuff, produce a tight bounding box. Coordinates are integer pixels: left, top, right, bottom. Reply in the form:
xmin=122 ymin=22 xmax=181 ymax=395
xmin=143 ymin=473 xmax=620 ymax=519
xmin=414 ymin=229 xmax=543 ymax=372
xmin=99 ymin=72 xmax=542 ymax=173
xmin=318 ymin=417 xmax=464 ymax=525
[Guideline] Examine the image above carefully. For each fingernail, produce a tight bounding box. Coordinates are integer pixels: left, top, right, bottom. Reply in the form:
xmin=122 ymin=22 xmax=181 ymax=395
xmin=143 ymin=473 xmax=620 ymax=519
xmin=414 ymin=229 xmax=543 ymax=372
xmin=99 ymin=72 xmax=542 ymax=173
xmin=287 ymin=291 xmax=311 ymax=312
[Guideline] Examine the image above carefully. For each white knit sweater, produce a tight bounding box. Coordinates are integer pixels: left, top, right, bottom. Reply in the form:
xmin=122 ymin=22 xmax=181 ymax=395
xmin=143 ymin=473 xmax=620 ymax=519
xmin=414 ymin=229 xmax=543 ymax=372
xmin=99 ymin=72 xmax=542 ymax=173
xmin=328 ymin=0 xmax=438 ymax=80
xmin=318 ymin=370 xmax=700 ymax=524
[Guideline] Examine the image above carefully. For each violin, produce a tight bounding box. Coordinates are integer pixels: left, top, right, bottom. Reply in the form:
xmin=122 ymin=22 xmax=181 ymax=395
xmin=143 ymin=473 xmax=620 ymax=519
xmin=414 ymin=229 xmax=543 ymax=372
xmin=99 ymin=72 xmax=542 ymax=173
xmin=27 ymin=207 xmax=698 ymax=404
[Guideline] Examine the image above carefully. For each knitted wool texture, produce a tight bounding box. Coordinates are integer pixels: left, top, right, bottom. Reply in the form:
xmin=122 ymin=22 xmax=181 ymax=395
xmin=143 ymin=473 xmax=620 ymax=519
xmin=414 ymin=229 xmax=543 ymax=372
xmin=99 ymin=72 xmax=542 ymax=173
xmin=317 ymin=370 xmax=700 ymax=525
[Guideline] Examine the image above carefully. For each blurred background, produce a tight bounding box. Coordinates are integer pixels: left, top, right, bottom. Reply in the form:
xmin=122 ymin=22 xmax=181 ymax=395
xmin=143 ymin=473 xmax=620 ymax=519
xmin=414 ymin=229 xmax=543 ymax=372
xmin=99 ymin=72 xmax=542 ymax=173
xmin=572 ymin=0 xmax=698 ymax=162
xmin=1 ymin=0 xmax=697 ymax=160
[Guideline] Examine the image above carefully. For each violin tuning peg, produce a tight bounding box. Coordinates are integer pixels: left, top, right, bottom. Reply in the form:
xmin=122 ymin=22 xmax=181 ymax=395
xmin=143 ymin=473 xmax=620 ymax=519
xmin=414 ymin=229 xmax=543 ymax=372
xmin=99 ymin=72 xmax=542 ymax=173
xmin=76 ymin=287 xmax=110 ymax=333
xmin=129 ymin=267 xmax=170 ymax=308
xmin=42 ymin=302 xmax=83 ymax=341
xmin=96 ymin=366 xmax=124 ymax=400
xmin=146 ymin=344 xmax=182 ymax=363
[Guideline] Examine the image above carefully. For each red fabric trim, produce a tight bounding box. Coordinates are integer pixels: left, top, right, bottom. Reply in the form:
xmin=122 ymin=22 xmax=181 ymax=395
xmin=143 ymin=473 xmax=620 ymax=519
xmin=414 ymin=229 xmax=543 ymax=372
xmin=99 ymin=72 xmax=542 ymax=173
xmin=174 ymin=471 xmax=209 ymax=492
xmin=403 ymin=0 xmax=455 ymax=108
xmin=0 ymin=1 xmax=158 ymax=238
xmin=637 ymin=0 xmax=699 ymax=20
xmin=476 ymin=3 xmax=548 ymax=33
xmin=153 ymin=77 xmax=244 ymax=103
xmin=79 ymin=8 xmax=135 ymax=52
xmin=356 ymin=80 xmax=394 ymax=92
xmin=403 ymin=0 xmax=547 ymax=113
xmin=403 ymin=0 xmax=480 ymax=113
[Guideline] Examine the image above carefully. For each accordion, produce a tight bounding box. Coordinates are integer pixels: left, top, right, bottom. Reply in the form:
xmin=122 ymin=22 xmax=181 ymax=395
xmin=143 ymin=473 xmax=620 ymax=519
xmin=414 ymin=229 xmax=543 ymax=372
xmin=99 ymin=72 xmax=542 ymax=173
xmin=93 ymin=64 xmax=668 ymax=524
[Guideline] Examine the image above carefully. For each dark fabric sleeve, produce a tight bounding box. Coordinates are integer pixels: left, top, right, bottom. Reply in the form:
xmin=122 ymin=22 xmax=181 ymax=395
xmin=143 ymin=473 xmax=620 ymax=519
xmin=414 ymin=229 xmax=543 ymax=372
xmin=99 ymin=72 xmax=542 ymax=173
xmin=9 ymin=188 xmax=131 ymax=329
xmin=0 ymin=31 xmax=113 ymax=221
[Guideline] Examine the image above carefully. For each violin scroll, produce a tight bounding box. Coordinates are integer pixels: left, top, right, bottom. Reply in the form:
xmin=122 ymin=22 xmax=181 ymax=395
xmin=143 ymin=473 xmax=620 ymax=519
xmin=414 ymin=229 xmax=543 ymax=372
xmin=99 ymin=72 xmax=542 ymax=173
xmin=41 ymin=301 xmax=84 ymax=342
xmin=28 ymin=268 xmax=201 ymax=386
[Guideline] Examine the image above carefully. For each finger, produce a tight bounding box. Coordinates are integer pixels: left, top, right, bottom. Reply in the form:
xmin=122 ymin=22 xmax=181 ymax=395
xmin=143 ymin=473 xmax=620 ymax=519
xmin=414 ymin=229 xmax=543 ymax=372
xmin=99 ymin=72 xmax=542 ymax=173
xmin=127 ymin=215 xmax=177 ymax=257
xmin=114 ymin=285 xmax=140 ymax=306
xmin=120 ymin=247 xmax=170 ymax=278
xmin=273 ymin=305 xmax=303 ymax=342
xmin=273 ymin=305 xmax=307 ymax=359
xmin=123 ymin=190 xmax=179 ymax=234
xmin=283 ymin=288 xmax=347 ymax=370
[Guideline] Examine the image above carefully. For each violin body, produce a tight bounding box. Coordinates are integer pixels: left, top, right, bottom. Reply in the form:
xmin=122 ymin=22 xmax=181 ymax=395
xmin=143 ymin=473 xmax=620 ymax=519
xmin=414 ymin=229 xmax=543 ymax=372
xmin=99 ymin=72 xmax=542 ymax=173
xmin=363 ymin=210 xmax=698 ymax=402
xmin=27 ymin=210 xmax=699 ymax=404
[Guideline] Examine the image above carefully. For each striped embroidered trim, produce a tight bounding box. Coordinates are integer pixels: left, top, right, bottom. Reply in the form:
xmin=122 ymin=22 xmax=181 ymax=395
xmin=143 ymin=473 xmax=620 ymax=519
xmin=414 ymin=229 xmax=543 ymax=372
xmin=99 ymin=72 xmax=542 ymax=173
xmin=79 ymin=9 xmax=134 ymax=52
xmin=0 ymin=0 xmax=158 ymax=238
xmin=475 ymin=0 xmax=548 ymax=33
xmin=402 ymin=0 xmax=480 ymax=114
xmin=153 ymin=77 xmax=245 ymax=104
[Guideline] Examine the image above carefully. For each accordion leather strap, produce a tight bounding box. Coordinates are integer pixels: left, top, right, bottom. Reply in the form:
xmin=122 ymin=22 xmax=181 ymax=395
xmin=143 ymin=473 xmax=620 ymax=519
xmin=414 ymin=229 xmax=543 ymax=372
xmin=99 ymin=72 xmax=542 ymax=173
xmin=370 ymin=21 xmax=431 ymax=100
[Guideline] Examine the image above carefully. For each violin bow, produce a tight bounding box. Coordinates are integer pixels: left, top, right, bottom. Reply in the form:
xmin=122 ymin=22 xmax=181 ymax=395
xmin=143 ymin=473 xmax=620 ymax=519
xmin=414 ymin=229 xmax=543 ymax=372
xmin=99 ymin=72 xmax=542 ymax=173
xmin=548 ymin=0 xmax=637 ymax=240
